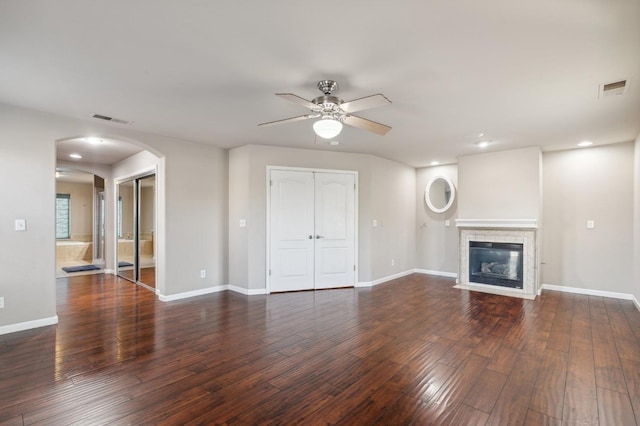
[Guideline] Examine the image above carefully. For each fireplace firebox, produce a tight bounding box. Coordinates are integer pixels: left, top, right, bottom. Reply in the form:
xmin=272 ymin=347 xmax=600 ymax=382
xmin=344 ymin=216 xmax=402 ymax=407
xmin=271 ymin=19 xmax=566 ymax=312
xmin=469 ymin=241 xmax=524 ymax=289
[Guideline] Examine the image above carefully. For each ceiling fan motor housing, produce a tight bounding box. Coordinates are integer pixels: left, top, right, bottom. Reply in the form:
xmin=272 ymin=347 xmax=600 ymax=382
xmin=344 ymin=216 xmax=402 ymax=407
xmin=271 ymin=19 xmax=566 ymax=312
xmin=317 ymin=79 xmax=338 ymax=95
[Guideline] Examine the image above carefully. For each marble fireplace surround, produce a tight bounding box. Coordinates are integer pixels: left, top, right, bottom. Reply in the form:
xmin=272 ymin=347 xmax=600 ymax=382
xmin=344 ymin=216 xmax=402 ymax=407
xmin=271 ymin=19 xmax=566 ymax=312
xmin=455 ymin=219 xmax=538 ymax=299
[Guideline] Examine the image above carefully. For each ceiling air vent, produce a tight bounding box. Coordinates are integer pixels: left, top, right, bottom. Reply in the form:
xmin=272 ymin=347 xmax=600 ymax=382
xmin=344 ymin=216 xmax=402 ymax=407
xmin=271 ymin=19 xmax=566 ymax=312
xmin=599 ymin=79 xmax=628 ymax=99
xmin=91 ymin=113 xmax=132 ymax=125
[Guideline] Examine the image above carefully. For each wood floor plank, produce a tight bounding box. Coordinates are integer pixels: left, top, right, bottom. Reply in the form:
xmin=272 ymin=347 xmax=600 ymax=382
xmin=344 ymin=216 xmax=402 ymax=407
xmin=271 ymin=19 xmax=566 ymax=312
xmin=486 ymin=352 xmax=541 ymax=426
xmin=463 ymin=367 xmax=508 ymax=413
xmin=1 ymin=274 xmax=639 ymax=424
xmin=524 ymin=409 xmax=562 ymax=426
xmin=528 ymin=348 xmax=568 ymax=420
xmin=621 ymin=357 xmax=640 ymax=424
xmin=597 ymin=386 xmax=636 ymax=426
xmin=562 ymin=339 xmax=599 ymax=425
xmin=593 ymin=337 xmax=628 ymax=393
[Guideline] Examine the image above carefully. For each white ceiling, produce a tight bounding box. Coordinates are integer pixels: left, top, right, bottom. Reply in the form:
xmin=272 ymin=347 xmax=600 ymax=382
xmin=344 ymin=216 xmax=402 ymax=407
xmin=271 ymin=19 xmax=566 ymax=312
xmin=1 ymin=0 xmax=639 ymax=167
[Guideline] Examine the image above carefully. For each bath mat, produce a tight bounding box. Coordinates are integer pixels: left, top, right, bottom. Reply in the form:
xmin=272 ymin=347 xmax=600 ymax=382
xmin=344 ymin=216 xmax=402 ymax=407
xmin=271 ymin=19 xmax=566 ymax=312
xmin=62 ymin=264 xmax=101 ymax=273
xmin=118 ymin=261 xmax=134 ymax=267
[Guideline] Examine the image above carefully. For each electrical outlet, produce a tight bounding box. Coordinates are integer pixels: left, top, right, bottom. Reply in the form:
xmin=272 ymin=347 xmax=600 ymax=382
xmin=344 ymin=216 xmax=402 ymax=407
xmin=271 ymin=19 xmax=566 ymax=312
xmin=200 ymin=270 xmax=206 ymax=278
xmin=0 ymin=297 xmax=4 ymax=308
xmin=391 ymin=259 xmax=395 ymax=266
xmin=587 ymin=220 xmax=595 ymax=229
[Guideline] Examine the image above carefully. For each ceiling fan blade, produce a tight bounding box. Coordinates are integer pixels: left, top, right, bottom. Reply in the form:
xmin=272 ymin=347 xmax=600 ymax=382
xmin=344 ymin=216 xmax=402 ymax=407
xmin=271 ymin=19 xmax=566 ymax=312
xmin=275 ymin=93 xmax=317 ymax=110
xmin=343 ymin=115 xmax=392 ymax=136
xmin=258 ymin=114 xmax=313 ymax=127
xmin=340 ymin=94 xmax=391 ymax=113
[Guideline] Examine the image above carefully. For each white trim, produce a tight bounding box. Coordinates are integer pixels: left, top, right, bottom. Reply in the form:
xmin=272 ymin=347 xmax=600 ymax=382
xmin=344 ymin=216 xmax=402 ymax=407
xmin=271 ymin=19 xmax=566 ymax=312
xmin=453 ymin=283 xmax=536 ymax=300
xmin=228 ymin=285 xmax=268 ymax=296
xmin=425 ymin=175 xmax=456 ymax=214
xmin=356 ymin=270 xmax=416 ymax=288
xmin=104 ymin=268 xmax=115 ymax=274
xmin=158 ymin=285 xmax=228 ymax=302
xmin=455 ymin=218 xmax=538 ymax=229
xmin=0 ymin=315 xmax=59 ymax=335
xmin=541 ymin=283 xmax=635 ymax=301
xmin=414 ymin=269 xmax=458 ymax=278
xmin=633 ymin=296 xmax=640 ymax=312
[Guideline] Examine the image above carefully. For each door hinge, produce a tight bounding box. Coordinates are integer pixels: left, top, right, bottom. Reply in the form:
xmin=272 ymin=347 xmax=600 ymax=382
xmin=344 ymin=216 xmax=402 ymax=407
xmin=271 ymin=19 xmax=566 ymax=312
xmin=269 ymin=269 xmax=271 ymax=276
xmin=353 ymin=265 xmax=356 ymax=271
xmin=270 ymin=180 xmax=272 ymax=186
xmin=354 ymin=183 xmax=356 ymax=190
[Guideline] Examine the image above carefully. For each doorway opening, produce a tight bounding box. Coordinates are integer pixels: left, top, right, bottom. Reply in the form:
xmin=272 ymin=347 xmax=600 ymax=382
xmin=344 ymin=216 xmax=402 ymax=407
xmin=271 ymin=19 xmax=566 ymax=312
xmin=55 ymin=169 xmax=106 ymax=277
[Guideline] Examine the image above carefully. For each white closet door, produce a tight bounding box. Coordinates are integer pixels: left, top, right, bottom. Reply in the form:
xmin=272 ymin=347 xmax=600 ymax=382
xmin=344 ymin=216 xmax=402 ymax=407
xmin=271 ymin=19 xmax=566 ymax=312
xmin=313 ymin=172 xmax=356 ymax=289
xmin=269 ymin=170 xmax=315 ymax=292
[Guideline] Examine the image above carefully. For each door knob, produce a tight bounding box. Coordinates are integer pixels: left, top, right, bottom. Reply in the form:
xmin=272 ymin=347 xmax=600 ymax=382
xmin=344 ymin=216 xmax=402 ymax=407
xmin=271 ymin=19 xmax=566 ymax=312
xmin=315 ymin=235 xmax=323 ymax=239
xmin=308 ymin=235 xmax=313 ymax=239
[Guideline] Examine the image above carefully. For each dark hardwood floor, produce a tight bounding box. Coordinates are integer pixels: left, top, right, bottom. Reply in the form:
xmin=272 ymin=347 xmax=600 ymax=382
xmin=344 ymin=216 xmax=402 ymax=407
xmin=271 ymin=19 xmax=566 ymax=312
xmin=1 ymin=273 xmax=640 ymax=425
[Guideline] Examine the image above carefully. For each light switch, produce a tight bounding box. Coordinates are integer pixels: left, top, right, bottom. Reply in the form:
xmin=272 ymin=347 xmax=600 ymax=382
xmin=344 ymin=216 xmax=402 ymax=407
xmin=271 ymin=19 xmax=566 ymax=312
xmin=15 ymin=219 xmax=26 ymax=231
xmin=372 ymin=219 xmax=378 ymax=227
xmin=445 ymin=220 xmax=450 ymax=227
xmin=587 ymin=220 xmax=595 ymax=229
xmin=239 ymin=219 xmax=246 ymax=228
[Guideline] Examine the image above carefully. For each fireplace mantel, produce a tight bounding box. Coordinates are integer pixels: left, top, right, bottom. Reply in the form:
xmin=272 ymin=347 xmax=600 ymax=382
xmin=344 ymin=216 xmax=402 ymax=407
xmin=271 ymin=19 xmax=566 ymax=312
xmin=455 ymin=219 xmax=538 ymax=229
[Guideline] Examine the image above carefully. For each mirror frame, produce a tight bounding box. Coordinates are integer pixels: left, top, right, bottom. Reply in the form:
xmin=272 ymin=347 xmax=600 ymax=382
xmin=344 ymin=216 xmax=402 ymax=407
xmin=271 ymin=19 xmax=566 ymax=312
xmin=425 ymin=175 xmax=456 ymax=213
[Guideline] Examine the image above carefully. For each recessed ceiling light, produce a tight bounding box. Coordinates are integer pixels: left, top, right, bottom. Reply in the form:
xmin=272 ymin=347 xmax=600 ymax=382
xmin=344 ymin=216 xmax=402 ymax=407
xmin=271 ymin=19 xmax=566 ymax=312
xmin=85 ymin=137 xmax=103 ymax=144
xmin=578 ymin=141 xmax=593 ymax=147
xmin=476 ymin=141 xmax=491 ymax=148
xmin=430 ymin=161 xmax=440 ymax=166
xmin=69 ymin=153 xmax=82 ymax=159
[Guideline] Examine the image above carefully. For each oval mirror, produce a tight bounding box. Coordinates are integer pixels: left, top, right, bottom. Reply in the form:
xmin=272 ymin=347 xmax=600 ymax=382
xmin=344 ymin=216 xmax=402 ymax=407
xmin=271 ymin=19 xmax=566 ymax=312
xmin=425 ymin=176 xmax=456 ymax=213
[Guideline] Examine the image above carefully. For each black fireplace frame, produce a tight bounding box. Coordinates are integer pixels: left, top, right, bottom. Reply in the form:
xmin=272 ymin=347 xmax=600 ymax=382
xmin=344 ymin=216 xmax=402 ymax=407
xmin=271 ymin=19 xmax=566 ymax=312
xmin=468 ymin=241 xmax=524 ymax=289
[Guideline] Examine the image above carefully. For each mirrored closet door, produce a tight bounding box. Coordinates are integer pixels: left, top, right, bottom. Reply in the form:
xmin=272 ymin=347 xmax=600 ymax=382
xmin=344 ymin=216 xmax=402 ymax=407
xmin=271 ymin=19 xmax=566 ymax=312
xmin=116 ymin=173 xmax=156 ymax=289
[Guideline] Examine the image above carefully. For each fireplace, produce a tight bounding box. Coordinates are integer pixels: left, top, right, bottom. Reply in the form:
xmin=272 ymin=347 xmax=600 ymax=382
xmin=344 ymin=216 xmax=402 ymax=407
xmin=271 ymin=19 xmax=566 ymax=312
xmin=455 ymin=221 xmax=538 ymax=299
xmin=469 ymin=241 xmax=523 ymax=288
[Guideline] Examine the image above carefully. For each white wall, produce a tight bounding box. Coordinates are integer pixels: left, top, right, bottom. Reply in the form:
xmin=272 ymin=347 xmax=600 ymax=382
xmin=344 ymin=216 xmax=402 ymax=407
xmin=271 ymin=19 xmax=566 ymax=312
xmin=0 ymin=102 xmax=228 ymax=331
xmin=415 ymin=164 xmax=458 ymax=274
xmin=0 ymin=105 xmax=57 ymax=329
xmin=458 ymin=147 xmax=542 ymax=220
xmin=542 ymin=142 xmax=634 ymax=294
xmin=369 ymin=156 xmax=416 ymax=279
xmin=634 ymin=135 xmax=640 ymax=303
xmin=228 ymin=144 xmax=416 ymax=291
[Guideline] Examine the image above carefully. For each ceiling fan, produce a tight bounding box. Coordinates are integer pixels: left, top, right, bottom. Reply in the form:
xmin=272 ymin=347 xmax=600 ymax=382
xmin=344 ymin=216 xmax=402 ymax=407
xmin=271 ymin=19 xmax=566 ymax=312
xmin=258 ymin=80 xmax=392 ymax=139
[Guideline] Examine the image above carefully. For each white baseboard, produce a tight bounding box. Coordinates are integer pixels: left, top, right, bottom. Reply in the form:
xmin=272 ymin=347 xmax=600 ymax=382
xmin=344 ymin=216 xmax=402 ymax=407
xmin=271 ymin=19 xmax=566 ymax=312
xmin=541 ymin=283 xmax=635 ymax=301
xmin=413 ymin=269 xmax=458 ymax=279
xmin=228 ymin=285 xmax=268 ymax=296
xmin=158 ymin=285 xmax=229 ymax=302
xmin=104 ymin=268 xmax=115 ymax=274
xmin=356 ymin=269 xmax=416 ymax=288
xmin=0 ymin=315 xmax=58 ymax=336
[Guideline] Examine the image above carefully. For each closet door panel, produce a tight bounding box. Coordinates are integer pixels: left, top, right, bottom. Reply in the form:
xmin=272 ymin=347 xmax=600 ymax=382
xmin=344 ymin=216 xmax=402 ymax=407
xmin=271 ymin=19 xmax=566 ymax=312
xmin=314 ymin=172 xmax=355 ymax=289
xmin=269 ymin=170 xmax=315 ymax=292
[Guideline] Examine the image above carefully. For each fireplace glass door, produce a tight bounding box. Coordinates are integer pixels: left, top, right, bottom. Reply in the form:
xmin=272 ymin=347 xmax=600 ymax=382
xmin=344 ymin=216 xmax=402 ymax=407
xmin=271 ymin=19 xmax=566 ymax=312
xmin=469 ymin=241 xmax=524 ymax=288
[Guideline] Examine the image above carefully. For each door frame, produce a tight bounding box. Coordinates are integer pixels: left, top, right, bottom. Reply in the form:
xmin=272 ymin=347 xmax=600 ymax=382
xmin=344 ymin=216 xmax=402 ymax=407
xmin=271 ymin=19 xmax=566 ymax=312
xmin=266 ymin=166 xmax=359 ymax=294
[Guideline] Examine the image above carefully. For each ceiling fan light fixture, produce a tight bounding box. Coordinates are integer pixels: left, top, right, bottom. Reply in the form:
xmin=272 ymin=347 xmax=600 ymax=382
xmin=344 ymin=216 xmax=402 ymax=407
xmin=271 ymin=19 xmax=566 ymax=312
xmin=313 ymin=118 xmax=343 ymax=139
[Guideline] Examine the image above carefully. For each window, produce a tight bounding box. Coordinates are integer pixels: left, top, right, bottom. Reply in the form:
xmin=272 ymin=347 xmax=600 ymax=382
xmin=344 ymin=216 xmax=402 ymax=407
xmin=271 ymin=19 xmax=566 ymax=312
xmin=56 ymin=193 xmax=70 ymax=239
